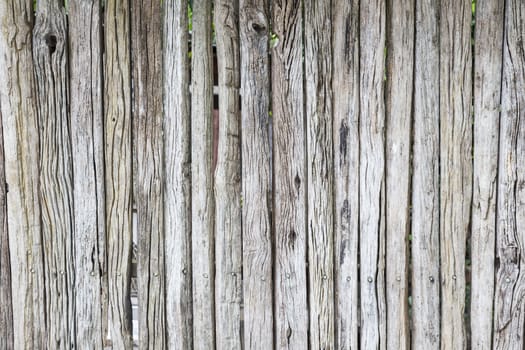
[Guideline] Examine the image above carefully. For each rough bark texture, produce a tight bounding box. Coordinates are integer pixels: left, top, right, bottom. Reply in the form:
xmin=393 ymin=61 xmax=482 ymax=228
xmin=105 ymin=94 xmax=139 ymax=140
xmin=164 ymin=1 xmax=193 ymax=348
xmin=69 ymin=0 xmax=106 ymax=347
xmin=0 ymin=95 xmax=13 ymax=350
xmin=214 ymin=1 xmax=243 ymax=349
xmin=332 ymin=0 xmax=360 ymax=348
xmin=0 ymin=2 xmax=46 ymax=348
xmin=411 ymin=0 xmax=441 ymax=348
xmin=104 ymin=0 xmax=134 ymax=347
xmin=33 ymin=2 xmax=75 ymax=348
xmin=439 ymin=1 xmax=472 ymax=349
xmin=240 ymin=0 xmax=274 ymax=348
xmin=304 ymin=1 xmax=335 ymax=348
xmin=191 ymin=1 xmax=216 ymax=349
xmin=131 ymin=0 xmax=166 ymax=348
xmin=271 ymin=1 xmax=308 ymax=349
xmin=471 ymin=0 xmax=504 ymax=348
xmin=359 ymin=0 xmax=387 ymax=348
xmin=385 ymin=0 xmax=414 ymax=349
xmin=493 ymin=0 xmax=525 ymax=348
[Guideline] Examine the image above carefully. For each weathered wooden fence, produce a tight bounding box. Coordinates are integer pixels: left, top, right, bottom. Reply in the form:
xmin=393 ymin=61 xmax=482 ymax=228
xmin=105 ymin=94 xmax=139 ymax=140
xmin=0 ymin=0 xmax=523 ymax=349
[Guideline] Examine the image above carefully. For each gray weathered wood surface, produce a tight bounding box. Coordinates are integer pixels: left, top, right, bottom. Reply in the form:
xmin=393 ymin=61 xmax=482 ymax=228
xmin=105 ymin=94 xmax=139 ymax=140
xmin=271 ymin=1 xmax=308 ymax=349
xmin=33 ymin=1 xmax=75 ymax=348
xmin=304 ymin=1 xmax=335 ymax=348
xmin=240 ymin=0 xmax=274 ymax=348
xmin=493 ymin=0 xmax=525 ymax=348
xmin=439 ymin=1 xmax=473 ymax=349
xmin=0 ymin=82 xmax=13 ymax=350
xmin=69 ymin=0 xmax=106 ymax=348
xmin=411 ymin=0 xmax=441 ymax=347
xmin=214 ymin=0 xmax=243 ymax=348
xmin=359 ymin=0 xmax=387 ymax=348
xmin=191 ymin=1 xmax=216 ymax=349
xmin=164 ymin=1 xmax=193 ymax=349
xmin=385 ymin=1 xmax=414 ymax=349
xmin=104 ymin=0 xmax=134 ymax=347
xmin=131 ymin=0 xmax=166 ymax=348
xmin=0 ymin=3 xmax=523 ymax=349
xmin=0 ymin=1 xmax=46 ymax=348
xmin=332 ymin=1 xmax=360 ymax=348
xmin=471 ymin=0 xmax=505 ymax=348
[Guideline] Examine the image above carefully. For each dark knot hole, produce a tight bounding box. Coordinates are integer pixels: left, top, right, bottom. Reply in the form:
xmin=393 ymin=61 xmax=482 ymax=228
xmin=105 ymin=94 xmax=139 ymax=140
xmin=251 ymin=22 xmax=266 ymax=33
xmin=44 ymin=34 xmax=57 ymax=54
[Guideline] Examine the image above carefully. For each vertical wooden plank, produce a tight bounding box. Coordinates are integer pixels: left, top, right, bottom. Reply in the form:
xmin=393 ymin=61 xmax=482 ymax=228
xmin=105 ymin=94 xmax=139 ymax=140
xmin=359 ymin=0 xmax=387 ymax=348
xmin=271 ymin=1 xmax=308 ymax=348
xmin=332 ymin=0 xmax=360 ymax=348
xmin=69 ymin=0 xmax=106 ymax=347
xmin=240 ymin=0 xmax=273 ymax=348
xmin=304 ymin=1 xmax=334 ymax=348
xmin=493 ymin=0 xmax=525 ymax=347
xmin=191 ymin=1 xmax=215 ymax=349
xmin=0 ymin=103 xmax=13 ymax=349
xmin=412 ymin=0 xmax=441 ymax=348
xmin=33 ymin=1 xmax=75 ymax=348
xmin=439 ymin=1 xmax=472 ymax=349
xmin=385 ymin=0 xmax=414 ymax=349
xmin=131 ymin=0 xmax=165 ymax=348
xmin=214 ymin=0 xmax=243 ymax=348
xmin=471 ymin=0 xmax=505 ymax=348
xmin=164 ymin=0 xmax=193 ymax=348
xmin=104 ymin=0 xmax=134 ymax=347
xmin=0 ymin=2 xmax=46 ymax=348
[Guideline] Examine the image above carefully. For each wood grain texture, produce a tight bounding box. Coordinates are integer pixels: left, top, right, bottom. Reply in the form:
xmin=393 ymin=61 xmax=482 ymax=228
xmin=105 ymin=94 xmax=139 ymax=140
xmin=131 ymin=0 xmax=166 ymax=348
xmin=385 ymin=0 xmax=414 ymax=349
xmin=271 ymin=1 xmax=308 ymax=349
xmin=240 ymin=0 xmax=274 ymax=348
xmin=69 ymin=0 xmax=106 ymax=347
xmin=33 ymin=2 xmax=75 ymax=348
xmin=332 ymin=0 xmax=360 ymax=348
xmin=164 ymin=0 xmax=193 ymax=348
xmin=359 ymin=0 xmax=387 ymax=348
xmin=411 ymin=0 xmax=441 ymax=347
xmin=214 ymin=0 xmax=243 ymax=349
xmin=104 ymin=0 xmax=134 ymax=347
xmin=304 ymin=1 xmax=334 ymax=348
xmin=191 ymin=1 xmax=216 ymax=348
xmin=0 ymin=2 xmax=46 ymax=348
xmin=471 ymin=0 xmax=504 ymax=348
xmin=439 ymin=1 xmax=472 ymax=349
xmin=493 ymin=0 xmax=525 ymax=348
xmin=0 ymin=95 xmax=13 ymax=350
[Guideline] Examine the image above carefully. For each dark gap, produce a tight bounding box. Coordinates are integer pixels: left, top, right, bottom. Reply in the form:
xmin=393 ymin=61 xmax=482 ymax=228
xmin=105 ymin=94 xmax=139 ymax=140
xmin=465 ymin=1 xmax=477 ymax=348
xmin=44 ymin=34 xmax=57 ymax=54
